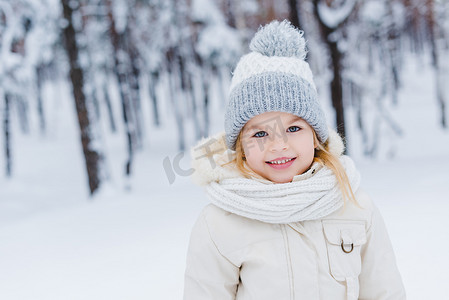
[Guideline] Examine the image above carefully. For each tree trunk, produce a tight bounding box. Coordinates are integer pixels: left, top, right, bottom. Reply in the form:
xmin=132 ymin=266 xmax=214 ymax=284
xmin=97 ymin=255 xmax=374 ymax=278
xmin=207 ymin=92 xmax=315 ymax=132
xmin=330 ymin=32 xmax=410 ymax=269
xmin=103 ymin=82 xmax=117 ymax=133
xmin=386 ymin=2 xmax=401 ymax=106
xmin=223 ymin=0 xmax=236 ymax=28
xmin=288 ymin=0 xmax=302 ymax=30
xmin=127 ymin=41 xmax=144 ymax=148
xmin=106 ymin=0 xmax=136 ymax=177
xmin=427 ymin=0 xmax=447 ymax=128
xmin=328 ymin=40 xmax=346 ymax=139
xmin=202 ymin=66 xmax=210 ymax=138
xmin=179 ymin=54 xmax=202 ymax=140
xmin=117 ymin=69 xmax=135 ymax=177
xmin=90 ymin=84 xmax=101 ymax=120
xmin=16 ymin=96 xmax=29 ymax=134
xmin=196 ymin=55 xmax=211 ymax=138
xmin=36 ymin=65 xmax=46 ymax=135
xmin=149 ymin=71 xmax=160 ymax=126
xmin=61 ymin=0 xmax=101 ymax=195
xmin=166 ymin=47 xmax=186 ymax=151
xmin=4 ymin=93 xmax=12 ymax=177
xmin=312 ymin=0 xmax=347 ymax=143
xmin=203 ymin=78 xmax=210 ymax=136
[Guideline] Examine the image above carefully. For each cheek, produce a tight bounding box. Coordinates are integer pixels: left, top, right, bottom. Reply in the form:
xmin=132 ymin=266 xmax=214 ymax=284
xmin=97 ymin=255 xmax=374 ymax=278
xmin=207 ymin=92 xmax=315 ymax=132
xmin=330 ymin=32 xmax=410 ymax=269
xmin=243 ymin=141 xmax=265 ymax=166
xmin=245 ymin=149 xmax=264 ymax=164
xmin=243 ymin=139 xmax=262 ymax=157
xmin=245 ymin=156 xmax=259 ymax=172
xmin=294 ymin=135 xmax=316 ymax=155
xmin=306 ymin=146 xmax=316 ymax=159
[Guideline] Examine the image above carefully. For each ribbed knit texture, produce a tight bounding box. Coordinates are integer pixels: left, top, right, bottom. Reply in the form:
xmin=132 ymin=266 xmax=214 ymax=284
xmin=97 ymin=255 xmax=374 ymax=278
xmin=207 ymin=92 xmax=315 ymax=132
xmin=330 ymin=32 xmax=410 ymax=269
xmin=225 ymin=72 xmax=327 ymax=150
xmin=205 ymin=156 xmax=360 ymax=224
xmin=225 ymin=20 xmax=329 ymax=150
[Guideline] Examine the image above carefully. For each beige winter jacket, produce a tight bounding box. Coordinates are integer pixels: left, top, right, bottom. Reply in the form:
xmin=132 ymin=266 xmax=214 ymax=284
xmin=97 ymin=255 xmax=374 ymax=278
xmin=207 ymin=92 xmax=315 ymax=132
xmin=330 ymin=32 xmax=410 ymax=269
xmin=184 ymin=131 xmax=406 ymax=300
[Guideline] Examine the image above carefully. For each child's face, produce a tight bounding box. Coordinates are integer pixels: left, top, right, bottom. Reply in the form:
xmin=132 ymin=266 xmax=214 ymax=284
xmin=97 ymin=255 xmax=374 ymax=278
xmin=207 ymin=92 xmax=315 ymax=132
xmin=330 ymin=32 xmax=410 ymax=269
xmin=240 ymin=111 xmax=317 ymax=183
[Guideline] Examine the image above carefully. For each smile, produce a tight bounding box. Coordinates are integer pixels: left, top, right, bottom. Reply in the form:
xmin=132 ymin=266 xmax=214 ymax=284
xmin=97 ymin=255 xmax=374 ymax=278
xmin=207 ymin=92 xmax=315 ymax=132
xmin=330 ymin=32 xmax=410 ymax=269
xmin=266 ymin=157 xmax=296 ymax=165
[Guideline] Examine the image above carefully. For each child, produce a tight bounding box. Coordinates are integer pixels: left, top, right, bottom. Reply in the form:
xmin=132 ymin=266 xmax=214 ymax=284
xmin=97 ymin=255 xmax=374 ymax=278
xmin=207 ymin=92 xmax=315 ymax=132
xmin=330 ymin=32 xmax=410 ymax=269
xmin=184 ymin=20 xmax=405 ymax=300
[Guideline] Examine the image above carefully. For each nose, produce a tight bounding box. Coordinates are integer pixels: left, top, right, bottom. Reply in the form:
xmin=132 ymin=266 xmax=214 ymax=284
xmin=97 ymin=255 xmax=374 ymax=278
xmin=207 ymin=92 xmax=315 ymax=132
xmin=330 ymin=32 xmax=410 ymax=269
xmin=268 ymin=134 xmax=289 ymax=152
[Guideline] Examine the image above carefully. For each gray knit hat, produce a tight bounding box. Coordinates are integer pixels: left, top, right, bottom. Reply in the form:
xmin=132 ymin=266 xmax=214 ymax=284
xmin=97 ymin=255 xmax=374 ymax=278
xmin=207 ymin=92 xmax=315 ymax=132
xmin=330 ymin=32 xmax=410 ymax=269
xmin=224 ymin=20 xmax=328 ymax=150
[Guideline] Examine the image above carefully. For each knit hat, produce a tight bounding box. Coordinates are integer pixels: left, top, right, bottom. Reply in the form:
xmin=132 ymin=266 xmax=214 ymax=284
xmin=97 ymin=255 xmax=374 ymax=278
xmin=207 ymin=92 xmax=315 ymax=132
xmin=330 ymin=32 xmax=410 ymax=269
xmin=224 ymin=20 xmax=328 ymax=150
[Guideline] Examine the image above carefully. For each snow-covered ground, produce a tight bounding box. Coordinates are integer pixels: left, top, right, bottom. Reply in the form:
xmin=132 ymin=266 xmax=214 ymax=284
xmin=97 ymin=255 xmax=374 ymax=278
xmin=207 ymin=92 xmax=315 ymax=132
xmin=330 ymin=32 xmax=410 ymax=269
xmin=1 ymin=59 xmax=448 ymax=299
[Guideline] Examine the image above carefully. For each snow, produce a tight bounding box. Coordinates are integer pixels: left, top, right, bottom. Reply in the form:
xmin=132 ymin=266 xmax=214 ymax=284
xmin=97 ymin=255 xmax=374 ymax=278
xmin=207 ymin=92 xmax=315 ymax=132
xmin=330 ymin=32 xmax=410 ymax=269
xmin=317 ymin=0 xmax=356 ymax=29
xmin=191 ymin=0 xmax=224 ymax=25
xmin=192 ymin=0 xmax=242 ymax=67
xmin=196 ymin=24 xmax=241 ymax=66
xmin=1 ymin=54 xmax=449 ymax=300
xmin=360 ymin=1 xmax=387 ymax=25
xmin=112 ymin=0 xmax=128 ymax=34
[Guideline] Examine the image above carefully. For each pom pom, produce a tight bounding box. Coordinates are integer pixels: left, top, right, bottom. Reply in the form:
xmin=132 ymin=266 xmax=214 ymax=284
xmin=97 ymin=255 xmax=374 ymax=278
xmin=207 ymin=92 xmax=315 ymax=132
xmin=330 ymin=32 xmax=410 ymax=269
xmin=249 ymin=20 xmax=307 ymax=59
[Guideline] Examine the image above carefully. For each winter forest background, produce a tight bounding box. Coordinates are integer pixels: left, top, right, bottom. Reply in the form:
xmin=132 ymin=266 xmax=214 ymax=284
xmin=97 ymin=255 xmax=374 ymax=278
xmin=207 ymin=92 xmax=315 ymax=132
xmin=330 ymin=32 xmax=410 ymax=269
xmin=1 ymin=0 xmax=449 ymax=299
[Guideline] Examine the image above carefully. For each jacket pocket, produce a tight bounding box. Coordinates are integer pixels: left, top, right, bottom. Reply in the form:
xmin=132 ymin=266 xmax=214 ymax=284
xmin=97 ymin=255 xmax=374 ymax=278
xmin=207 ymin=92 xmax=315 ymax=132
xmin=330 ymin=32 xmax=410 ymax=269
xmin=322 ymin=220 xmax=367 ymax=282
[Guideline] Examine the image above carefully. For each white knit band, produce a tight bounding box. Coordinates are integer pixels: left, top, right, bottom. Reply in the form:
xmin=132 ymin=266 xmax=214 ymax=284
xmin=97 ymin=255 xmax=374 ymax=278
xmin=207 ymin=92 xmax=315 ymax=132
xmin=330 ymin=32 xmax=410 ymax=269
xmin=229 ymin=52 xmax=316 ymax=92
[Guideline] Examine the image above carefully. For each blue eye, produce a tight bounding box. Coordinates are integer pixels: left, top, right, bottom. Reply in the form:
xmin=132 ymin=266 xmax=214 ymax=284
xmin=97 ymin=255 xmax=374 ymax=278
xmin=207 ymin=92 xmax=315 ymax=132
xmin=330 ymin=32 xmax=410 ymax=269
xmin=287 ymin=126 xmax=301 ymax=132
xmin=253 ymin=131 xmax=267 ymax=138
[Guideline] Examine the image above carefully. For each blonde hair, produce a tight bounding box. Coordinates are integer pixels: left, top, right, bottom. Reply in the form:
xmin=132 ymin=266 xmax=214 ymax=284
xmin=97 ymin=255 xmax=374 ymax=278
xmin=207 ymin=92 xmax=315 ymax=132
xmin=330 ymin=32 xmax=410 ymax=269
xmin=311 ymin=132 xmax=357 ymax=205
xmin=225 ymin=129 xmax=357 ymax=205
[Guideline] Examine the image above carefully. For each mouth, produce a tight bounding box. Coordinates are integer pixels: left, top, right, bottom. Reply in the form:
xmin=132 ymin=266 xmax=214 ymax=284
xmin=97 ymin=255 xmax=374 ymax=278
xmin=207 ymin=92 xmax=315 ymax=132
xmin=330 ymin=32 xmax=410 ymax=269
xmin=266 ymin=157 xmax=296 ymax=165
xmin=265 ymin=157 xmax=296 ymax=170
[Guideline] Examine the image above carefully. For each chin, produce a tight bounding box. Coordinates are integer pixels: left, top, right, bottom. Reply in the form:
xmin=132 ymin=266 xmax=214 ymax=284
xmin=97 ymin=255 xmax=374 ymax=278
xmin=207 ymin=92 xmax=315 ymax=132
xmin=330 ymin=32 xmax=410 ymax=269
xmin=269 ymin=175 xmax=294 ymax=184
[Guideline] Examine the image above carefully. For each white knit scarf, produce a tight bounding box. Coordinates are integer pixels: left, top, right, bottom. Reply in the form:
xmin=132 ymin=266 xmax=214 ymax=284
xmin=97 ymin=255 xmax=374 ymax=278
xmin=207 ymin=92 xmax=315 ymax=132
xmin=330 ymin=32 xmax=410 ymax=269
xmin=205 ymin=155 xmax=361 ymax=224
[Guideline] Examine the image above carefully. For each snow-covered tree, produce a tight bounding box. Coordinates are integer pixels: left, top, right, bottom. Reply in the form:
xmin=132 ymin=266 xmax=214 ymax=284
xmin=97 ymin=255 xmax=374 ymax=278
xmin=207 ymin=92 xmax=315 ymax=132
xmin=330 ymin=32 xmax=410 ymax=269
xmin=61 ymin=0 xmax=102 ymax=194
